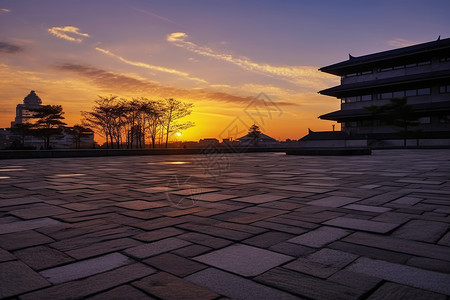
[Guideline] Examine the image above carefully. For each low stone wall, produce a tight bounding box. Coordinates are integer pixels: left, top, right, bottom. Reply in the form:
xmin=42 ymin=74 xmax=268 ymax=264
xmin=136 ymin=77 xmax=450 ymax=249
xmin=0 ymin=147 xmax=288 ymax=159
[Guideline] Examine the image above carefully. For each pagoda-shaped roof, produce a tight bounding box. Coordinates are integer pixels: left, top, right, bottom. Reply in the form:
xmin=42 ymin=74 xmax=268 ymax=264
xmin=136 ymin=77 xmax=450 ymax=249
xmin=319 ymin=37 xmax=450 ymax=76
xmin=237 ymin=132 xmax=278 ymax=142
xmin=23 ymin=90 xmax=42 ymax=107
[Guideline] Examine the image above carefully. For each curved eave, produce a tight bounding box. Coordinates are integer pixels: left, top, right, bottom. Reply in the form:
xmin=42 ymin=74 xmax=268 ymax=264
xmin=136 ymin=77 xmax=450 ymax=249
xmin=319 ymin=101 xmax=450 ymax=121
xmin=320 ymin=37 xmax=450 ymax=76
xmin=318 ymin=69 xmax=450 ymax=97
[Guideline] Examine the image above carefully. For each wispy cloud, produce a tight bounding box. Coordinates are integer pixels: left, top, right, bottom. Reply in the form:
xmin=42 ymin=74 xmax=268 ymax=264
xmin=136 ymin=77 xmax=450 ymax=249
xmin=388 ymin=38 xmax=416 ymax=48
xmin=95 ymin=47 xmax=207 ymax=83
xmin=166 ymin=32 xmax=334 ymax=88
xmin=131 ymin=7 xmax=179 ymax=25
xmin=55 ymin=63 xmax=297 ymax=107
xmin=0 ymin=8 xmax=10 ymax=14
xmin=0 ymin=42 xmax=23 ymax=53
xmin=48 ymin=26 xmax=90 ymax=43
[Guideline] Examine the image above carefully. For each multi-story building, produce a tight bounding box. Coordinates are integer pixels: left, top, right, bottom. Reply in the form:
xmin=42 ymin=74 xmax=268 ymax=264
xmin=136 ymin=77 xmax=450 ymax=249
xmin=11 ymin=90 xmax=43 ymax=127
xmin=4 ymin=91 xmax=94 ymax=149
xmin=317 ymin=37 xmax=450 ymax=146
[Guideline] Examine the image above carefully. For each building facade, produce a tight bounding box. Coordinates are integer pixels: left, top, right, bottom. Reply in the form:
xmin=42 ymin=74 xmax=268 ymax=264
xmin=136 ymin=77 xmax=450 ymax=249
xmin=318 ymin=37 xmax=450 ymax=146
xmin=11 ymin=90 xmax=43 ymax=127
xmin=3 ymin=91 xmax=94 ymax=149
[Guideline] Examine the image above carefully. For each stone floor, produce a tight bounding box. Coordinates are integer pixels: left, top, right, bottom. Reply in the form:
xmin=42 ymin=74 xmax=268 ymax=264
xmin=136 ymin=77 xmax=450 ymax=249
xmin=0 ymin=149 xmax=449 ymax=299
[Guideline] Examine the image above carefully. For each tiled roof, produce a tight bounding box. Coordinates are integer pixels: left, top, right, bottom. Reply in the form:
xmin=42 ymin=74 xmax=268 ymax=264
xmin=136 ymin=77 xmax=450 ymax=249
xmin=320 ymin=37 xmax=450 ymax=76
xmin=319 ymin=69 xmax=450 ymax=97
xmin=319 ymin=100 xmax=450 ymax=121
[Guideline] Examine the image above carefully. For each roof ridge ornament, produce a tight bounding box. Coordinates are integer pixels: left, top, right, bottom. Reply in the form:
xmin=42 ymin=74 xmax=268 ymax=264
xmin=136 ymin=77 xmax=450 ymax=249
xmin=349 ymin=53 xmax=355 ymax=60
xmin=437 ymin=35 xmax=441 ymax=41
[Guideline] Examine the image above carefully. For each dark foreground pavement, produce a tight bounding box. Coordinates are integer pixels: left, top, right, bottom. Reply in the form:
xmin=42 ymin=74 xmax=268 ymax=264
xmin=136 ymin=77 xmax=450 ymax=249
xmin=0 ymin=150 xmax=449 ymax=299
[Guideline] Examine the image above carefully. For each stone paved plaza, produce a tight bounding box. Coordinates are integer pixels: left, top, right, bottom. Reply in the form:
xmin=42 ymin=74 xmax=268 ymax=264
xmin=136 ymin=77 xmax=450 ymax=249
xmin=0 ymin=150 xmax=449 ymax=299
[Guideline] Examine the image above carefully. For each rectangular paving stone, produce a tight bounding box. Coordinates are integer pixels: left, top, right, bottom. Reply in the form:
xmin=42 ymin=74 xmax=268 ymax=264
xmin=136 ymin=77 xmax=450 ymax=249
xmin=342 ymin=204 xmax=391 ymax=213
xmin=0 ymin=196 xmax=43 ymax=207
xmin=21 ymin=263 xmax=155 ymax=300
xmin=343 ymin=232 xmax=450 ymax=261
xmin=407 ymin=257 xmax=450 ymax=274
xmin=10 ymin=203 xmax=73 ymax=219
xmin=0 ymin=230 xmax=54 ymax=250
xmin=171 ymin=187 xmax=219 ymax=196
xmin=255 ymin=267 xmax=362 ymax=299
xmin=231 ymin=194 xmax=288 ymax=204
xmin=288 ymin=226 xmax=352 ymax=248
xmin=0 ymin=261 xmax=51 ymax=298
xmin=273 ymin=184 xmax=334 ymax=193
xmin=86 ymin=285 xmax=154 ymax=300
xmin=358 ymin=192 xmax=407 ymax=206
xmin=367 ymin=282 xmax=446 ymax=300
xmin=171 ymin=244 xmax=212 ymax=258
xmin=215 ymin=221 xmax=268 ymax=234
xmin=178 ymin=223 xmax=253 ymax=241
xmin=178 ymin=232 xmax=232 ymax=249
xmin=124 ymin=237 xmax=191 ymax=259
xmin=133 ymin=227 xmax=184 ymax=242
xmin=347 ymin=257 xmax=450 ymax=295
xmin=269 ymin=241 xmax=315 ymax=257
xmin=396 ymin=179 xmax=444 ymax=185
xmin=114 ymin=200 xmax=168 ymax=210
xmin=284 ymin=248 xmax=358 ymax=279
xmin=243 ymin=232 xmax=295 ymax=248
xmin=50 ymin=225 xmax=142 ymax=251
xmin=391 ymin=220 xmax=449 ymax=242
xmin=328 ymin=270 xmax=382 ymax=293
xmin=252 ymin=220 xmax=308 ymax=235
xmin=328 ymin=241 xmax=411 ymax=264
xmin=40 ymin=252 xmax=132 ymax=284
xmin=0 ymin=217 xmax=61 ymax=234
xmin=132 ymin=272 xmax=218 ymax=300
xmin=265 ymin=215 xmax=319 ymax=229
xmin=134 ymin=217 xmax=186 ymax=231
xmin=290 ymin=210 xmax=345 ymax=223
xmin=143 ymin=253 xmax=207 ymax=277
xmin=0 ymin=248 xmax=15 ymax=262
xmin=134 ymin=186 xmax=172 ymax=193
xmin=189 ymin=193 xmax=238 ymax=202
xmin=66 ymin=238 xmax=142 ymax=259
xmin=391 ymin=196 xmax=423 ymax=205
xmin=323 ymin=217 xmax=399 ymax=233
xmin=186 ymin=267 xmax=298 ymax=300
xmin=14 ymin=246 xmax=74 ymax=270
xmin=307 ymin=196 xmax=360 ymax=208
xmin=194 ymin=244 xmax=292 ymax=276
xmin=163 ymin=207 xmax=206 ymax=217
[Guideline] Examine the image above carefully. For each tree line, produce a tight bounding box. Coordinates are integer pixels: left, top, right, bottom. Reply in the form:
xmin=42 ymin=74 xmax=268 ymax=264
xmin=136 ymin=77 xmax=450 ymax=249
xmin=81 ymin=96 xmax=194 ymax=149
xmin=10 ymin=105 xmax=70 ymax=149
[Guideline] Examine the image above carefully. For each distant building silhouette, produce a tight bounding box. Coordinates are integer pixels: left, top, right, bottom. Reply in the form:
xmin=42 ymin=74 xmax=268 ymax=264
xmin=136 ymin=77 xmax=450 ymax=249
xmin=316 ymin=37 xmax=450 ymax=147
xmin=2 ymin=91 xmax=94 ymax=149
xmin=11 ymin=90 xmax=42 ymax=127
xmin=236 ymin=129 xmax=278 ymax=147
xmin=198 ymin=138 xmax=220 ymax=147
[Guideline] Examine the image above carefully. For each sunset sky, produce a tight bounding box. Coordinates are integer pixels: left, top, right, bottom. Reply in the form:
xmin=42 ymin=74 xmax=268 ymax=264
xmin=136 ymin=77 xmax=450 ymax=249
xmin=1 ymin=0 xmax=449 ymax=142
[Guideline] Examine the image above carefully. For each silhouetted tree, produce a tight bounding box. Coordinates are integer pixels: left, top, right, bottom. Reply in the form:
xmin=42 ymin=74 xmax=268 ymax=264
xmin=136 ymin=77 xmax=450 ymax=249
xmin=10 ymin=123 xmax=35 ymax=147
xmin=247 ymin=124 xmax=262 ymax=146
xmin=143 ymin=99 xmax=164 ymax=148
xmin=161 ymin=98 xmax=194 ymax=148
xmin=248 ymin=124 xmax=261 ymax=138
xmin=82 ymin=96 xmax=118 ymax=148
xmin=82 ymin=96 xmax=194 ymax=149
xmin=365 ymin=97 xmax=420 ymax=147
xmin=66 ymin=125 xmax=94 ymax=149
xmin=30 ymin=105 xmax=66 ymax=149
